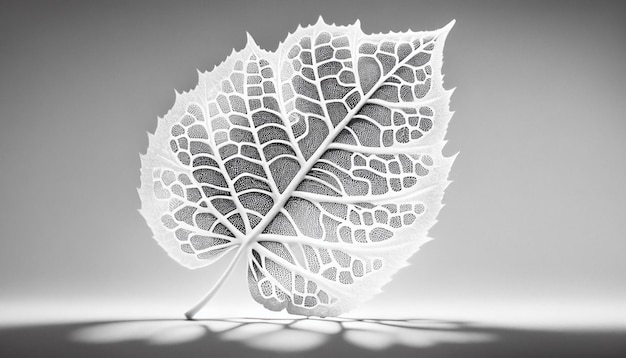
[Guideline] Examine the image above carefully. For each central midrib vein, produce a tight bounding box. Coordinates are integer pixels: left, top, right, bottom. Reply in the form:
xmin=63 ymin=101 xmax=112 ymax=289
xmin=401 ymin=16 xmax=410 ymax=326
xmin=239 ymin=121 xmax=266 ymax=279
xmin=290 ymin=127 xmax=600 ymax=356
xmin=241 ymin=36 xmax=437 ymax=247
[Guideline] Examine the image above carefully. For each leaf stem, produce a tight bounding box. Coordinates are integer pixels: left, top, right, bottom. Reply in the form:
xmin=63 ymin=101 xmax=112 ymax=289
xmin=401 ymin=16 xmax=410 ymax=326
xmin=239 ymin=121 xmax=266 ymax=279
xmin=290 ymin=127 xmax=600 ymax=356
xmin=184 ymin=244 xmax=247 ymax=320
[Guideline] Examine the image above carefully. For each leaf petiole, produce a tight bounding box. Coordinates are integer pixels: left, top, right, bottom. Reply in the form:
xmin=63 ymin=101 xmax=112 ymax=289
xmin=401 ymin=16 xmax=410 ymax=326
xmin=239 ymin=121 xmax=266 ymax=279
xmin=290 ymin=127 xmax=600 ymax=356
xmin=184 ymin=244 xmax=247 ymax=320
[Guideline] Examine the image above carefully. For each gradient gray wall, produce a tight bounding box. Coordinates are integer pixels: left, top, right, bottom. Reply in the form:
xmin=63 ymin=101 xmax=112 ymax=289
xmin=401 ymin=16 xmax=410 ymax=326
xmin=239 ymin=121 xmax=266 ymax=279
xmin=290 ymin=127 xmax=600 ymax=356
xmin=1 ymin=0 xmax=625 ymax=315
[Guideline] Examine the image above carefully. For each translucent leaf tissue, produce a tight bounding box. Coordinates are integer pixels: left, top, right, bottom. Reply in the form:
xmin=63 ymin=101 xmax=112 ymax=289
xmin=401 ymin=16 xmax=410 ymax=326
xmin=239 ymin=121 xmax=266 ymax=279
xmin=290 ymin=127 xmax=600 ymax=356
xmin=139 ymin=18 xmax=456 ymax=319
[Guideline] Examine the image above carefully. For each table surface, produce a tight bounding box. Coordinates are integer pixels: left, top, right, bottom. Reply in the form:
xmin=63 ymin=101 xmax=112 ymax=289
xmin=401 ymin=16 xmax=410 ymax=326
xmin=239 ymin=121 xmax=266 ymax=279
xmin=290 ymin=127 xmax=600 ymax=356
xmin=1 ymin=301 xmax=625 ymax=358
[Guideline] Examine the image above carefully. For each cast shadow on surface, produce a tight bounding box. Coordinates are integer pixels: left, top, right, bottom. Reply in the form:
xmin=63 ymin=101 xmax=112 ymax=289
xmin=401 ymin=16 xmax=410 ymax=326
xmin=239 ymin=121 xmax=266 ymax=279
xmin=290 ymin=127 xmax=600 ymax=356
xmin=1 ymin=317 xmax=625 ymax=358
xmin=72 ymin=317 xmax=493 ymax=352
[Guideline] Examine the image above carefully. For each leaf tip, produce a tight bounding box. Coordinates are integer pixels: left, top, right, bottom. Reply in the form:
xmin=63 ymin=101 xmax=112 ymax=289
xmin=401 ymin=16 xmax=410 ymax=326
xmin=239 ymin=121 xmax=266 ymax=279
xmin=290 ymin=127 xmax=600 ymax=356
xmin=439 ymin=19 xmax=456 ymax=38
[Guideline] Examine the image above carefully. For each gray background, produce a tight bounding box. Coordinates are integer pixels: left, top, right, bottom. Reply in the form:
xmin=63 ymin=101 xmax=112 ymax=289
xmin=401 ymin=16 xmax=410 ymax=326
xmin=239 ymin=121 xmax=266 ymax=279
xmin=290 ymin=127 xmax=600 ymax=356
xmin=1 ymin=0 xmax=625 ymax=319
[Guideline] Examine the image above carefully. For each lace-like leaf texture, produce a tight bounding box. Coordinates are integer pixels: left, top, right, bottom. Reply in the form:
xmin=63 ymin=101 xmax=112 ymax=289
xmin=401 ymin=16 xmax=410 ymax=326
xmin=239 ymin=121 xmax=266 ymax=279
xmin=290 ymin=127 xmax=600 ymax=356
xmin=139 ymin=19 xmax=456 ymax=317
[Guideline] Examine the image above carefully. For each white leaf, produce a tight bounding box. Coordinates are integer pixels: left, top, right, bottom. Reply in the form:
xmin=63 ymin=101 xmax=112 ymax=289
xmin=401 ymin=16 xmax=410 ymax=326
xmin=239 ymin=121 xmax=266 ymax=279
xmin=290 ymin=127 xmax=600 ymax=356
xmin=139 ymin=18 xmax=456 ymax=318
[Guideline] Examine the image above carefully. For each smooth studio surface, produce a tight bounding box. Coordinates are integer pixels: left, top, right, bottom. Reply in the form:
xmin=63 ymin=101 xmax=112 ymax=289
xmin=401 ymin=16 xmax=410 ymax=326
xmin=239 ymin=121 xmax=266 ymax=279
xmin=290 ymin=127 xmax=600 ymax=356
xmin=1 ymin=0 xmax=625 ymax=356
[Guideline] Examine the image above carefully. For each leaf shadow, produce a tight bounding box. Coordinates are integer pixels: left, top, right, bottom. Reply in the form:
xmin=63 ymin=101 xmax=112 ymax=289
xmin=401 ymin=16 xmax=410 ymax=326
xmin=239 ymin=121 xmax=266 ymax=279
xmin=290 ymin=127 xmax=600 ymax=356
xmin=1 ymin=316 xmax=625 ymax=357
xmin=71 ymin=317 xmax=494 ymax=352
xmin=70 ymin=316 xmax=493 ymax=352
